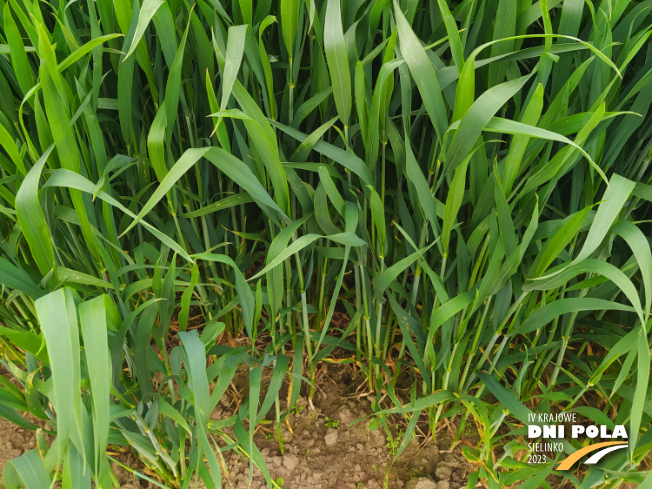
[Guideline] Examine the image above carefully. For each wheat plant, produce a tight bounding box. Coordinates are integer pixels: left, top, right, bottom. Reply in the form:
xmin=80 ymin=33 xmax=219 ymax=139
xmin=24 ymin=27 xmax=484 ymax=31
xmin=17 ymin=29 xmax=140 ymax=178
xmin=0 ymin=0 xmax=651 ymax=487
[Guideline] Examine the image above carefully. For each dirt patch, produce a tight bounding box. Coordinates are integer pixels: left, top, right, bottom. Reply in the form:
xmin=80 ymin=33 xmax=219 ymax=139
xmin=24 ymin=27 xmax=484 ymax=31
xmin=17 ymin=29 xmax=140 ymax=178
xmin=0 ymin=414 xmax=38 ymax=483
xmin=0 ymin=368 xmax=51 ymax=488
xmin=0 ymin=415 xmax=151 ymax=489
xmin=110 ymin=451 xmax=154 ymax=489
xmin=212 ymin=363 xmax=474 ymax=489
xmin=0 ymin=364 xmax=475 ymax=489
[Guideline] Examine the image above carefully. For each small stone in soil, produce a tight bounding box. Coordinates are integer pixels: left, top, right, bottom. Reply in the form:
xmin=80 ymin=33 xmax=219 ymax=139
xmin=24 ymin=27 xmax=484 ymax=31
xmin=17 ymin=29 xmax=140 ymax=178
xmin=338 ymin=407 xmax=354 ymax=425
xmin=371 ymin=430 xmax=384 ymax=446
xmin=324 ymin=428 xmax=338 ymax=446
xmin=435 ymin=464 xmax=453 ymax=481
xmin=282 ymin=454 xmax=299 ymax=470
xmin=270 ymin=456 xmax=281 ymax=467
xmin=406 ymin=477 xmax=437 ymax=489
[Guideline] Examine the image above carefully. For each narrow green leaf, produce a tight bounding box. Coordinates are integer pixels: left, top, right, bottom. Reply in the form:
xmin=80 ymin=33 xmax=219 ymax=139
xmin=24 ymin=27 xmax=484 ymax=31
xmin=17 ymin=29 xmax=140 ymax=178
xmin=324 ymin=0 xmax=352 ymax=130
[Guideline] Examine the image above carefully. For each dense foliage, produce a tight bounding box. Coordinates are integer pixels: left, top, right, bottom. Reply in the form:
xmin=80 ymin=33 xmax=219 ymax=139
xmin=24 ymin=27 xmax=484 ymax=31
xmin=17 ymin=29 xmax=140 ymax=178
xmin=0 ymin=0 xmax=651 ymax=486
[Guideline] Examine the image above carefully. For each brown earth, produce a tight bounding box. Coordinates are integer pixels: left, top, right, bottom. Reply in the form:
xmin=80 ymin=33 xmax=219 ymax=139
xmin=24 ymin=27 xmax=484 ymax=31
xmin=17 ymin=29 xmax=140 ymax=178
xmin=211 ymin=362 xmax=475 ymax=489
xmin=0 ymin=362 xmax=476 ymax=489
xmin=0 ymin=414 xmax=39 ymax=483
xmin=2 ymin=359 xmax=646 ymax=488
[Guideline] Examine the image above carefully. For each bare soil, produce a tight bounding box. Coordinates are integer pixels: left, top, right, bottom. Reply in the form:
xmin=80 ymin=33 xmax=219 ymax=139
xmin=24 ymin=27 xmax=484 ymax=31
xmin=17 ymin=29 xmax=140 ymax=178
xmin=0 ymin=414 xmax=38 ymax=482
xmin=212 ymin=363 xmax=475 ymax=489
xmin=0 ymin=363 xmax=476 ymax=489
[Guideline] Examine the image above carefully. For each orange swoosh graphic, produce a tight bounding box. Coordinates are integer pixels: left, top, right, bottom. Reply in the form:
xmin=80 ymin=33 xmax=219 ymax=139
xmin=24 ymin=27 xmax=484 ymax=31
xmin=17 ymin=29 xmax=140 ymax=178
xmin=556 ymin=441 xmax=628 ymax=471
